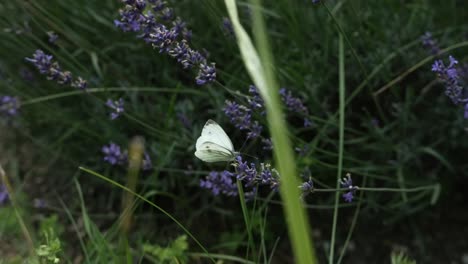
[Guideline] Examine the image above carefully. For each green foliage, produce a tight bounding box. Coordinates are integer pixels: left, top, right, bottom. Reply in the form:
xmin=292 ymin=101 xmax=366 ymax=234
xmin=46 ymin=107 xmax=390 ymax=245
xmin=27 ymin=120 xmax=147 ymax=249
xmin=391 ymin=251 xmax=417 ymax=264
xmin=0 ymin=207 xmax=23 ymax=237
xmin=36 ymin=229 xmax=62 ymax=264
xmin=143 ymin=235 xmax=189 ymax=264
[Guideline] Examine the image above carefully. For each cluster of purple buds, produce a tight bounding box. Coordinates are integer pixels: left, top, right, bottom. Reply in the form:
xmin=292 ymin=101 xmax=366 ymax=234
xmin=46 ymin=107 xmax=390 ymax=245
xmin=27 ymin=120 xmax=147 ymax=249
xmin=279 ymin=88 xmax=312 ymax=127
xmin=224 ymin=100 xmax=263 ymax=140
xmin=299 ymin=178 xmax=314 ymax=194
xmin=233 ymin=156 xmax=280 ymax=192
xmin=0 ymin=185 xmax=8 ymax=205
xmin=0 ymin=96 xmax=20 ymax=117
xmin=200 ymin=171 xmax=238 ymax=196
xmin=340 ymin=173 xmax=358 ymax=203
xmin=431 ymin=55 xmax=464 ymax=105
xmin=106 ymin=98 xmax=125 ymax=120
xmin=221 ymin=17 xmax=234 ymax=36
xmin=25 ymin=50 xmax=87 ymax=90
xmin=114 ymin=0 xmax=216 ymax=85
xmin=421 ymin=32 xmax=440 ymax=55
xmin=47 ymin=31 xmax=58 ymax=44
xmin=102 ymin=142 xmax=152 ymax=171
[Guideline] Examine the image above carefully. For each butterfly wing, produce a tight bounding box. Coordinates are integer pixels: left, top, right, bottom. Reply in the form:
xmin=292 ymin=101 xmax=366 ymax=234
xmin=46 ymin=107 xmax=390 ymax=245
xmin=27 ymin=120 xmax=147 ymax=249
xmin=195 ymin=141 xmax=235 ymax=163
xmin=196 ymin=119 xmax=234 ymax=152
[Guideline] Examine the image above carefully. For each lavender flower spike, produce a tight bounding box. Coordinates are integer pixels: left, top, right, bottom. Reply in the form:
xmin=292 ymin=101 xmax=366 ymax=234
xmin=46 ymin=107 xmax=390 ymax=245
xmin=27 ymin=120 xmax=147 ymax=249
xmin=431 ymin=55 xmax=463 ymax=104
xmin=0 ymin=185 xmax=9 ymax=205
xmin=0 ymin=96 xmax=20 ymax=117
xmin=102 ymin=142 xmax=124 ymax=165
xmin=340 ymin=173 xmax=358 ymax=203
xmin=106 ymin=98 xmax=125 ymax=120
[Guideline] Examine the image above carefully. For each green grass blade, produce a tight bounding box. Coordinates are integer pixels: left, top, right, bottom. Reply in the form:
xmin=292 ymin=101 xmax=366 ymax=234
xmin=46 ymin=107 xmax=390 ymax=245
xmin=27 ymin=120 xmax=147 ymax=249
xmin=329 ymin=33 xmax=346 ymax=264
xmin=78 ymin=166 xmax=215 ymax=264
xmin=224 ymin=1 xmax=317 ymax=263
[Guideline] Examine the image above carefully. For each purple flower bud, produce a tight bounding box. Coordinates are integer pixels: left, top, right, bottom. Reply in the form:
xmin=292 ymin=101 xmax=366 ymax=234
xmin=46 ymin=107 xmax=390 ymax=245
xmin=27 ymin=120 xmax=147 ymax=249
xmin=106 ymin=98 xmax=125 ymax=120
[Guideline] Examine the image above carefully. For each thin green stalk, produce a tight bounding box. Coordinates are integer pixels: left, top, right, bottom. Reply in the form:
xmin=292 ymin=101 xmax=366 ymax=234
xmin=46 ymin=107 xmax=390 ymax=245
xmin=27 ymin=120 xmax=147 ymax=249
xmin=21 ymin=87 xmax=203 ymax=106
xmin=329 ymin=34 xmax=345 ymax=264
xmin=373 ymin=40 xmax=468 ymax=96
xmin=79 ymin=166 xmax=215 ymax=264
xmin=224 ymin=0 xmax=317 ymax=263
xmin=236 ymin=180 xmax=255 ymax=260
xmin=336 ymin=177 xmax=367 ymax=264
xmin=0 ymin=165 xmax=35 ymax=256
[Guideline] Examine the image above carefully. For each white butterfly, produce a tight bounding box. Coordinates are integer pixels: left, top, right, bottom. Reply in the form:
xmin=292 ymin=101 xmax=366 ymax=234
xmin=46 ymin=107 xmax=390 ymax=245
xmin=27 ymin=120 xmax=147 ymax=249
xmin=195 ymin=119 xmax=237 ymax=163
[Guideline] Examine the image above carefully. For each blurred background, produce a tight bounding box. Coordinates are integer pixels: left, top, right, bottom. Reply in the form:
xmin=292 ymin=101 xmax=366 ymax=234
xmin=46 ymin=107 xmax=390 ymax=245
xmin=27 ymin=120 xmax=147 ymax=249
xmin=0 ymin=0 xmax=467 ymax=263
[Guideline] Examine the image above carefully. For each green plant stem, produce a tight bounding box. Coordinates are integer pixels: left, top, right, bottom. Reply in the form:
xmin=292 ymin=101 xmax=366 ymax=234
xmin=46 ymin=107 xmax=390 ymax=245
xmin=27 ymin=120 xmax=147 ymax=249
xmin=329 ymin=33 xmax=346 ymax=264
xmin=21 ymin=87 xmax=203 ymax=106
xmin=236 ymin=180 xmax=255 ymax=260
xmin=0 ymin=165 xmax=35 ymax=256
xmin=79 ymin=166 xmax=215 ymax=264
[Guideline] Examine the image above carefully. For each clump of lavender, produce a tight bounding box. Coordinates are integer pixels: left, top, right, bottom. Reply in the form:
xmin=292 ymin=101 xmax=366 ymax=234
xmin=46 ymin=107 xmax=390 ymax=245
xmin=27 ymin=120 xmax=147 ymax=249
xmin=200 ymin=171 xmax=238 ymax=196
xmin=279 ymin=88 xmax=312 ymax=127
xmin=25 ymin=50 xmax=87 ymax=90
xmin=0 ymin=185 xmax=8 ymax=205
xmin=114 ymin=0 xmax=216 ymax=85
xmin=200 ymin=155 xmax=279 ymax=198
xmin=221 ymin=17 xmax=234 ymax=36
xmin=421 ymin=32 xmax=440 ymax=55
xmin=106 ymin=98 xmax=125 ymax=120
xmin=47 ymin=31 xmax=58 ymax=44
xmin=340 ymin=173 xmax=358 ymax=203
xmin=102 ymin=142 xmax=126 ymax=165
xmin=0 ymin=96 xmax=20 ymax=117
xmin=223 ymin=100 xmax=263 ymax=140
xmin=102 ymin=142 xmax=153 ymax=170
xmin=431 ymin=55 xmax=463 ymax=104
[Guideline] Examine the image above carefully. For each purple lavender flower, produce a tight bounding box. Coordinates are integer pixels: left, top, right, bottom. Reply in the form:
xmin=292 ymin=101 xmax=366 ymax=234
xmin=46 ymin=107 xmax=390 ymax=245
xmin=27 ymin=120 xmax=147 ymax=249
xmin=106 ymin=98 xmax=125 ymax=120
xmin=432 ymin=55 xmax=463 ymax=104
xmin=0 ymin=96 xmax=20 ymax=117
xmin=142 ymin=152 xmax=153 ymax=171
xmin=224 ymin=100 xmax=252 ymax=130
xmin=33 ymin=198 xmax=46 ymax=208
xmin=25 ymin=50 xmax=87 ymax=89
xmin=262 ymin=138 xmax=273 ymax=150
xmin=177 ymin=112 xmax=191 ymax=128
xmin=222 ymin=17 xmax=234 ymax=36
xmin=299 ymin=178 xmax=314 ymax=193
xmin=102 ymin=142 xmax=153 ymax=170
xmin=234 ymin=156 xmax=279 ymax=190
xmin=304 ymin=118 xmax=313 ymax=128
xmin=421 ymin=32 xmax=440 ymax=55
xmin=247 ymin=121 xmax=262 ymax=139
xmin=47 ymin=31 xmax=58 ymax=44
xmin=248 ymin=85 xmax=264 ymax=111
xmin=25 ymin=50 xmax=53 ymax=74
xmin=195 ymin=63 xmax=216 ymax=85
xmin=115 ymin=0 xmax=216 ymax=85
xmin=102 ymin=142 xmax=125 ymax=165
xmin=259 ymin=164 xmax=279 ymax=191
xmin=340 ymin=173 xmax=358 ymax=203
xmin=200 ymin=171 xmax=238 ymax=196
xmin=279 ymin=88 xmax=308 ymax=115
xmin=464 ymin=103 xmax=468 ymax=119
xmin=0 ymin=185 xmax=8 ymax=205
xmin=72 ymin=77 xmax=88 ymax=90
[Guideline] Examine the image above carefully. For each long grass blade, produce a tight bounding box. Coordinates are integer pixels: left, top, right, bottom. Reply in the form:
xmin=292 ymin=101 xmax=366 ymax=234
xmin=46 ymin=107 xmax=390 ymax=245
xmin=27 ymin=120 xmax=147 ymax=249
xmin=224 ymin=0 xmax=317 ymax=263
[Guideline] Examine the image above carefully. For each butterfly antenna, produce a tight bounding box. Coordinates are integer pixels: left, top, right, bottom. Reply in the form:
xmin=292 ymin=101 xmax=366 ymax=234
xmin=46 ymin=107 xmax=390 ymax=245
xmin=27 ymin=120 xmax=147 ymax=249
xmin=236 ymin=138 xmax=259 ymax=160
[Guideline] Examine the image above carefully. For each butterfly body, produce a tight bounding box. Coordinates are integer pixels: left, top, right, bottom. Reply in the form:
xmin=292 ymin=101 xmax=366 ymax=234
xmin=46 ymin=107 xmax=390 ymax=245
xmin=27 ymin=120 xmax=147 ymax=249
xmin=195 ymin=119 xmax=237 ymax=163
